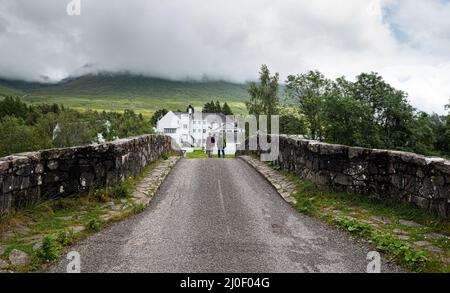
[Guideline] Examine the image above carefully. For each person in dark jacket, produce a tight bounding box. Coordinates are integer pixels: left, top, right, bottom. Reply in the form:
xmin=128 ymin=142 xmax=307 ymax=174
xmin=217 ymin=131 xmax=226 ymax=158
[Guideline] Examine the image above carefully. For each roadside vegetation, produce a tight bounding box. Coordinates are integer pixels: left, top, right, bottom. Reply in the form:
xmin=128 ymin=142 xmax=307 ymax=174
xmin=2 ymin=64 xmax=449 ymax=159
xmin=0 ymin=158 xmax=167 ymax=272
xmin=274 ymin=165 xmax=450 ymax=272
xmin=185 ymin=149 xmax=235 ymax=159
xmin=247 ymin=65 xmax=450 ymax=158
xmin=0 ymin=97 xmax=153 ymax=157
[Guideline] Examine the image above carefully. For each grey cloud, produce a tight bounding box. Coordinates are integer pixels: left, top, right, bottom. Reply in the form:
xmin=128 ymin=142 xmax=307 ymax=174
xmin=0 ymin=0 xmax=449 ymax=113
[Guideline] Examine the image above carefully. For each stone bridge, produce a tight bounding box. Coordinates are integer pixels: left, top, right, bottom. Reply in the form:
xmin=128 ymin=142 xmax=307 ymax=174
xmin=0 ymin=135 xmax=172 ymax=215
xmin=1 ymin=134 xmax=449 ymax=217
xmin=1 ymin=134 xmax=449 ymax=272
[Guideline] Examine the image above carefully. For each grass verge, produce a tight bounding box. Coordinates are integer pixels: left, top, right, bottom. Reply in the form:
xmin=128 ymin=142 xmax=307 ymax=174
xmin=186 ymin=149 xmax=236 ymax=159
xmin=280 ymin=169 xmax=450 ymax=273
xmin=0 ymin=157 xmax=170 ymax=272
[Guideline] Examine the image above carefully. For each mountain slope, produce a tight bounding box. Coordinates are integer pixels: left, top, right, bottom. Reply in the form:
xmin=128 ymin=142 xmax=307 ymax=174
xmin=0 ymin=74 xmax=250 ymax=116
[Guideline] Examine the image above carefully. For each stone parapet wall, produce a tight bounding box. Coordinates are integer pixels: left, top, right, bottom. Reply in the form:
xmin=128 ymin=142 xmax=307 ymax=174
xmin=238 ymin=135 xmax=450 ymax=218
xmin=0 ymin=135 xmax=173 ymax=215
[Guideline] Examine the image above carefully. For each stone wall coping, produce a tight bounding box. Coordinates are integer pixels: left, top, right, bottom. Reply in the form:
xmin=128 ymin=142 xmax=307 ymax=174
xmin=280 ymin=135 xmax=450 ymax=165
xmin=0 ymin=134 xmax=173 ymax=215
xmin=0 ymin=134 xmax=167 ymax=168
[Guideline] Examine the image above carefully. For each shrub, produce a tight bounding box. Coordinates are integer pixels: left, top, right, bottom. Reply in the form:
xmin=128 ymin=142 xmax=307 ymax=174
xmin=111 ymin=182 xmax=132 ymax=199
xmin=90 ymin=188 xmax=110 ymax=202
xmin=87 ymin=218 xmax=102 ymax=231
xmin=56 ymin=229 xmax=75 ymax=246
xmin=37 ymin=235 xmax=61 ymax=262
xmin=132 ymin=203 xmax=146 ymax=215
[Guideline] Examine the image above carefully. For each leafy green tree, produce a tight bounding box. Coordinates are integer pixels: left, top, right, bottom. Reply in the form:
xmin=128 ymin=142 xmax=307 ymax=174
xmin=409 ymin=112 xmax=439 ymax=155
xmin=322 ymin=94 xmax=377 ymax=147
xmin=215 ymin=100 xmax=222 ymax=113
xmin=0 ymin=96 xmax=29 ymax=120
xmin=150 ymin=109 xmax=168 ymax=127
xmin=285 ymin=70 xmax=331 ymax=140
xmin=202 ymin=101 xmax=216 ymax=113
xmin=440 ymin=101 xmax=450 ymax=156
xmin=221 ymin=102 xmax=234 ymax=115
xmin=52 ymin=110 xmax=96 ymax=148
xmin=0 ymin=117 xmax=51 ymax=157
xmin=351 ymin=72 xmax=415 ymax=150
xmin=246 ymin=64 xmax=280 ymax=131
xmin=278 ymin=106 xmax=307 ymax=135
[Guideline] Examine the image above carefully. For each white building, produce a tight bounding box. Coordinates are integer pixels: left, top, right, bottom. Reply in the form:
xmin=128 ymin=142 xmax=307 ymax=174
xmin=156 ymin=107 xmax=244 ymax=155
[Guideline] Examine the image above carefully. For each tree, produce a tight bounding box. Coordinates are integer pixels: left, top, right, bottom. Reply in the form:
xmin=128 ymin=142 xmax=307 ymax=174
xmin=440 ymin=100 xmax=450 ymax=156
xmin=0 ymin=117 xmax=51 ymax=157
xmin=409 ymin=112 xmax=439 ymax=155
xmin=52 ymin=110 xmax=96 ymax=148
xmin=221 ymin=102 xmax=234 ymax=115
xmin=0 ymin=96 xmax=29 ymax=120
xmin=215 ymin=101 xmax=222 ymax=113
xmin=322 ymin=94 xmax=377 ymax=147
xmin=202 ymin=101 xmax=216 ymax=113
xmin=246 ymin=64 xmax=280 ymax=130
xmin=278 ymin=106 xmax=307 ymax=135
xmin=285 ymin=70 xmax=331 ymax=140
xmin=351 ymin=72 xmax=415 ymax=149
xmin=150 ymin=109 xmax=168 ymax=127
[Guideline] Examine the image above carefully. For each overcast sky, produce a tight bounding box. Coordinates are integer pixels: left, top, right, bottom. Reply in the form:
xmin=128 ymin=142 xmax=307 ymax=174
xmin=0 ymin=0 xmax=449 ymax=113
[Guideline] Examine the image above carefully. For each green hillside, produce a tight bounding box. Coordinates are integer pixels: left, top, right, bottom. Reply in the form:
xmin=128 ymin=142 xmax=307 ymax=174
xmin=0 ymin=74 xmax=250 ymax=116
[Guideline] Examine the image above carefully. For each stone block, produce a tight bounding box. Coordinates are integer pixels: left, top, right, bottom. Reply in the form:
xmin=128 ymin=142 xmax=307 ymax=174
xmin=412 ymin=196 xmax=429 ymax=209
xmin=334 ymin=174 xmax=353 ymax=186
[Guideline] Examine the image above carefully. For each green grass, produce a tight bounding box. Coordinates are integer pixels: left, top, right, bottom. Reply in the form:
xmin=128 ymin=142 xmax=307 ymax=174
xmin=0 ymin=157 xmax=171 ymax=272
xmin=0 ymin=74 xmax=250 ymax=117
xmin=185 ymin=149 xmax=236 ymax=159
xmin=280 ymin=169 xmax=450 ymax=272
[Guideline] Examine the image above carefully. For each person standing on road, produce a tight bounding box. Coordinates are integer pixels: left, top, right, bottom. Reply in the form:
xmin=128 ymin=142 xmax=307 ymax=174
xmin=217 ymin=131 xmax=226 ymax=158
xmin=206 ymin=133 xmax=215 ymax=158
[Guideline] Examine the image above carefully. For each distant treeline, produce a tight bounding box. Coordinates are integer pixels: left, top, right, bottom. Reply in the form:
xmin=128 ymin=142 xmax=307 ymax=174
xmin=0 ymin=96 xmax=153 ymax=157
xmin=247 ymin=65 xmax=450 ymax=158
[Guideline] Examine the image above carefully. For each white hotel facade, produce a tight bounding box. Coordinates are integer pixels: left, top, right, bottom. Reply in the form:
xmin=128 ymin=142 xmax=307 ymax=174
xmin=155 ymin=106 xmax=244 ymax=155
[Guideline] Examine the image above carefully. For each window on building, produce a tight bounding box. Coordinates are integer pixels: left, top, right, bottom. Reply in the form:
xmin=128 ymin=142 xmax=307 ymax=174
xmin=164 ymin=128 xmax=177 ymax=134
xmin=183 ymin=124 xmax=188 ymax=129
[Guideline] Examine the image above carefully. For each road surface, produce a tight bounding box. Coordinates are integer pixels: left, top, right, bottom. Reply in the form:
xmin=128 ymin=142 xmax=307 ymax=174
xmin=48 ymin=158 xmax=401 ymax=273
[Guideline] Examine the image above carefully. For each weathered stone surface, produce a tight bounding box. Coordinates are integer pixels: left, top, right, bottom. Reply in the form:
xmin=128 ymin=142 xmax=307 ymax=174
xmin=237 ymin=135 xmax=450 ymax=218
xmin=72 ymin=226 xmax=86 ymax=234
xmin=399 ymin=220 xmax=423 ymax=227
xmin=8 ymin=249 xmax=30 ymax=266
xmin=423 ymin=232 xmax=448 ymax=240
xmin=371 ymin=216 xmax=392 ymax=225
xmin=0 ymin=231 xmax=14 ymax=240
xmin=393 ymin=229 xmax=409 ymax=235
xmin=239 ymin=156 xmax=298 ymax=206
xmin=414 ymin=240 xmax=431 ymax=247
xmin=0 ymin=135 xmax=174 ymax=215
xmin=427 ymin=246 xmax=443 ymax=253
xmin=0 ymin=259 xmax=8 ymax=269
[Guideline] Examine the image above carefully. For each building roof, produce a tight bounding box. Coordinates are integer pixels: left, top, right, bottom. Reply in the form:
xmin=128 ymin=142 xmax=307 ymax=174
xmin=170 ymin=111 xmax=227 ymax=122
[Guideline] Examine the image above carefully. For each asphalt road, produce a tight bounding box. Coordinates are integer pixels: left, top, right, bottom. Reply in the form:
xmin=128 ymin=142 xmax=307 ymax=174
xmin=48 ymin=158 xmax=401 ymax=273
